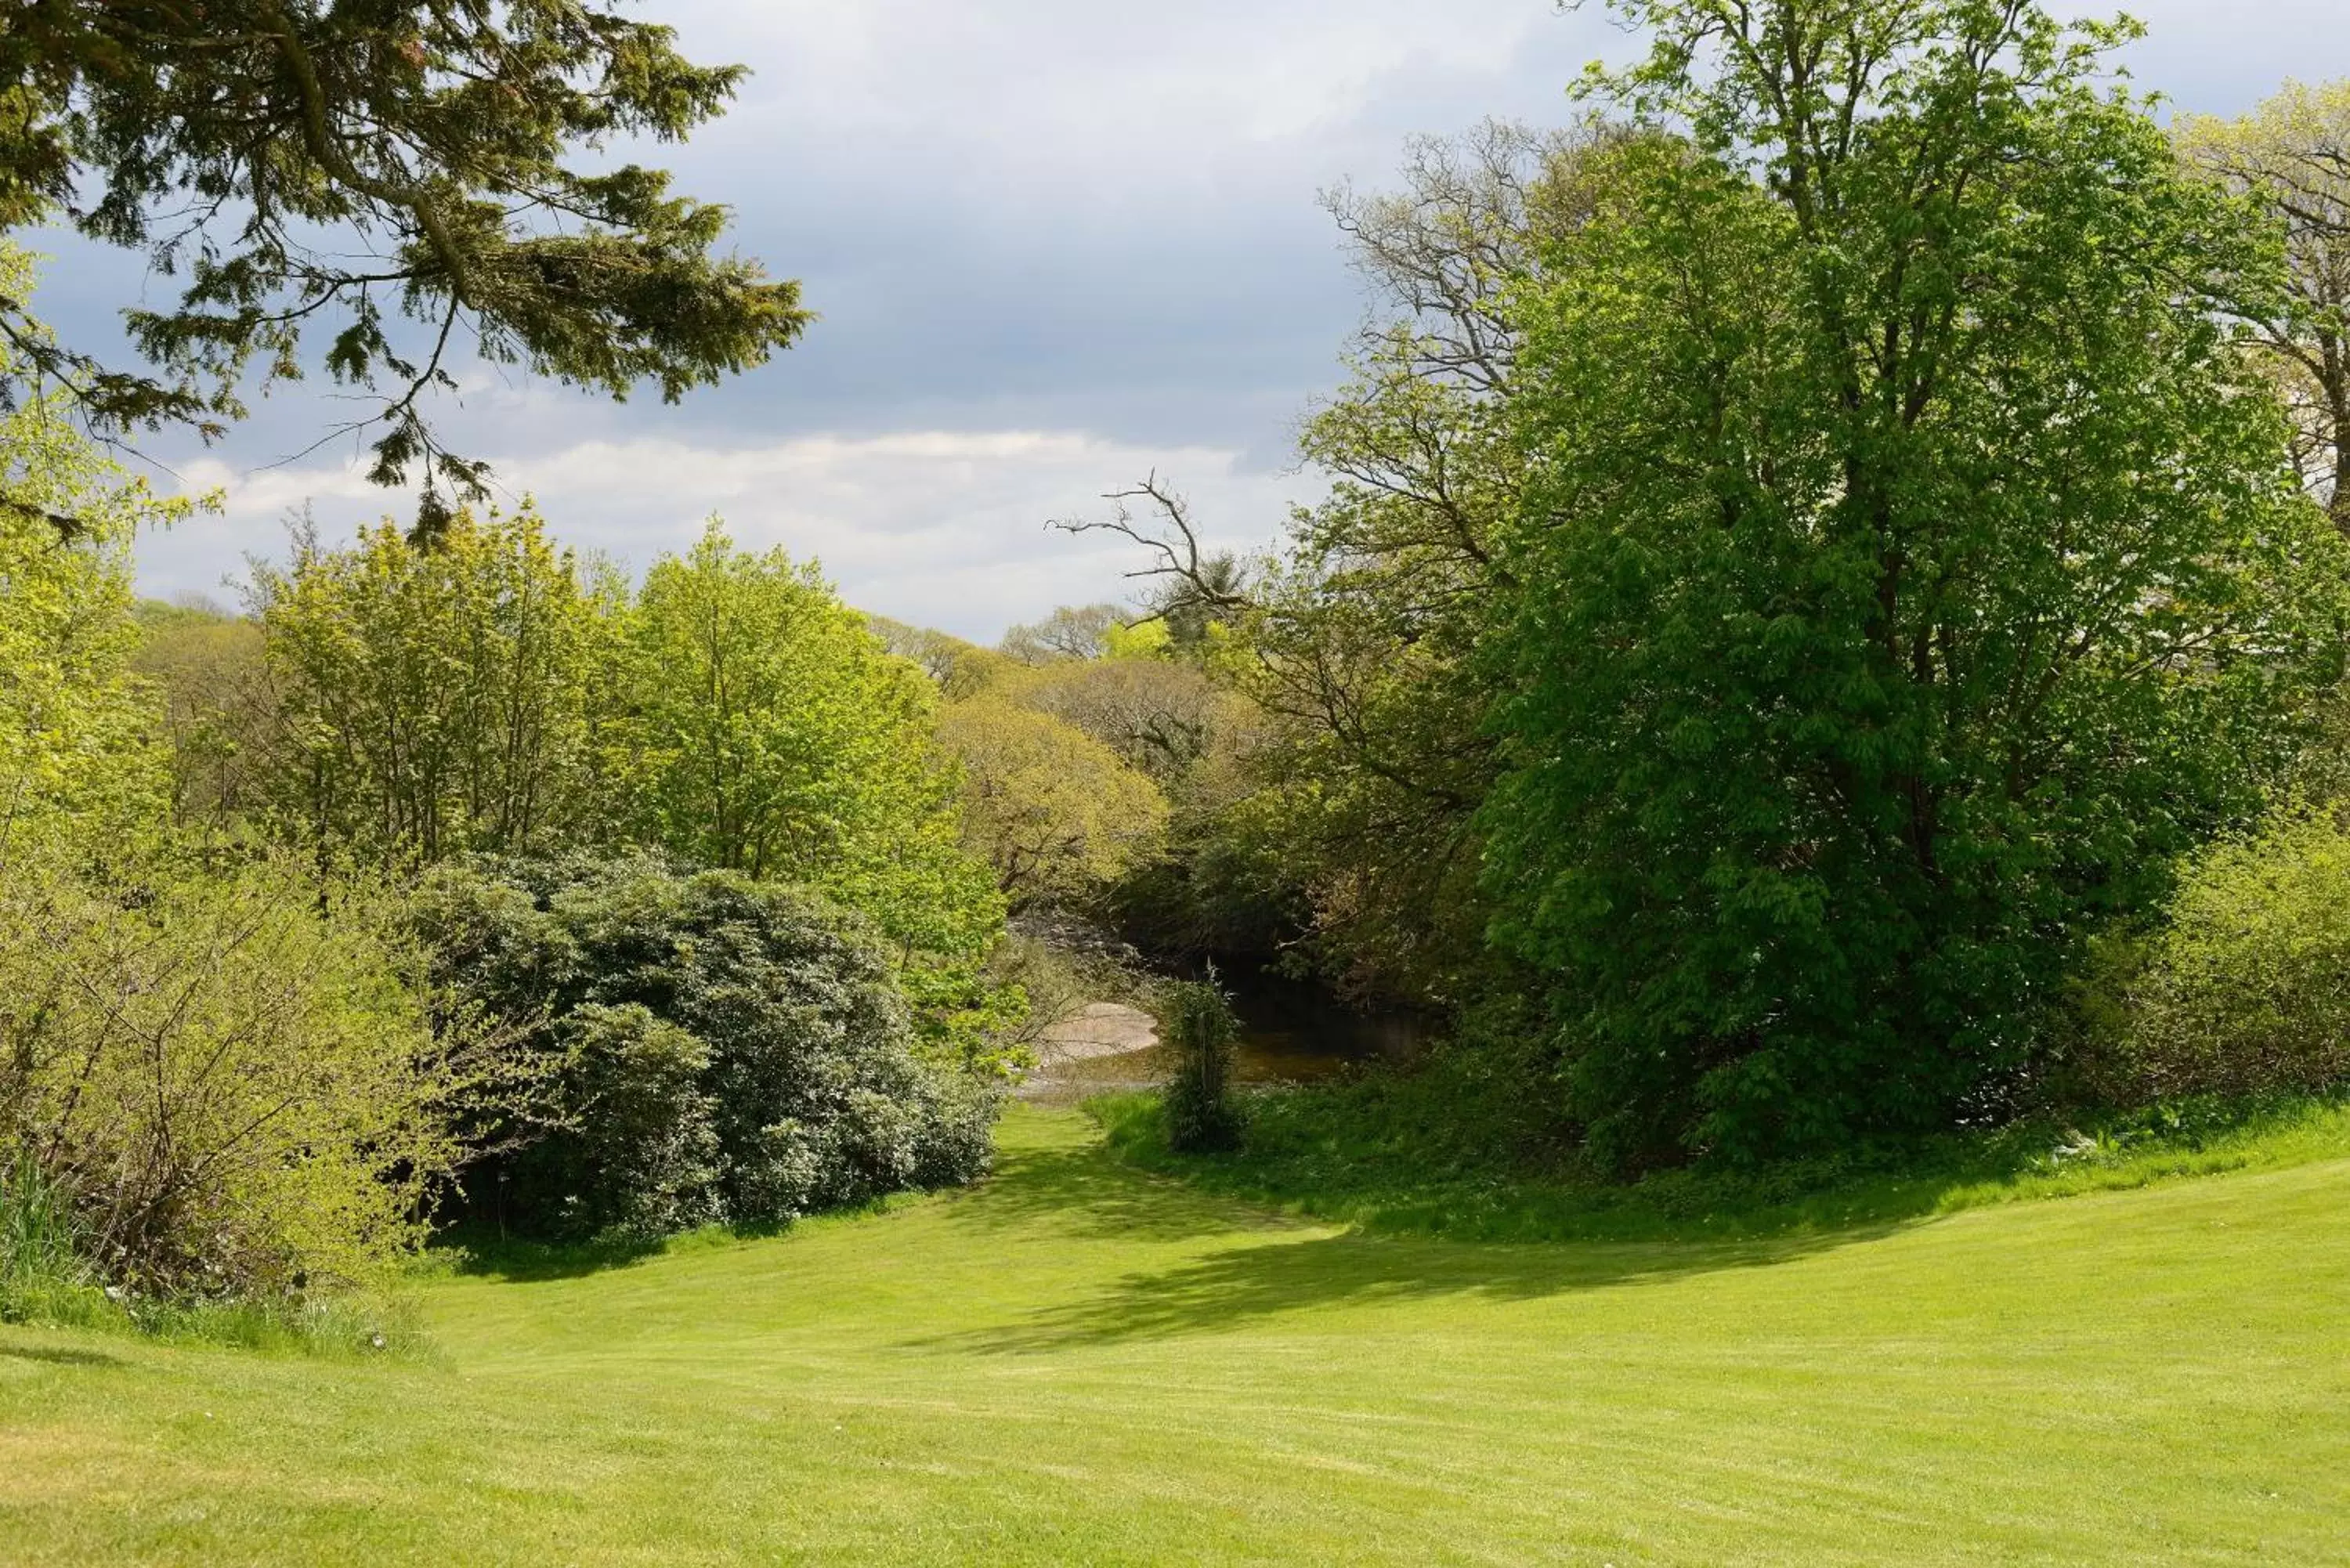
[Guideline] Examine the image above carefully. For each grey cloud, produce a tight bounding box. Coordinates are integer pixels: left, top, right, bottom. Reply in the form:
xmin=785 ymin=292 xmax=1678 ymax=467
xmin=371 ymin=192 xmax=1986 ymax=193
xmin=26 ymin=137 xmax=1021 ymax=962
xmin=25 ymin=0 xmax=2343 ymax=634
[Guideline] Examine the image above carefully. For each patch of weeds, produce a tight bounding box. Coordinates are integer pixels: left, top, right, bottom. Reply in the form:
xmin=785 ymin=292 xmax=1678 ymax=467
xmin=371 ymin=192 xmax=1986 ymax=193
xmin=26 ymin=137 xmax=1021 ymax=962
xmin=2 ymin=1274 xmax=423 ymax=1359
xmin=5 ymin=1150 xmax=421 ymax=1357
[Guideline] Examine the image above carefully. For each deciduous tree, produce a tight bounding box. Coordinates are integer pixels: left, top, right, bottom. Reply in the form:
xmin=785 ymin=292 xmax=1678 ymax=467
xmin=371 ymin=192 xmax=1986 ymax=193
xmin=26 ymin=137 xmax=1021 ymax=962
xmin=935 ymin=698 xmax=1167 ymax=907
xmin=251 ymin=503 xmax=606 ymax=860
xmin=1484 ymin=0 xmax=2349 ymax=1164
xmin=619 ymin=523 xmax=1000 ymax=961
xmin=2178 ymin=81 xmax=2350 ymax=531
xmin=0 ymin=246 xmax=191 ymax=847
xmin=999 ymin=604 xmax=1123 ymax=665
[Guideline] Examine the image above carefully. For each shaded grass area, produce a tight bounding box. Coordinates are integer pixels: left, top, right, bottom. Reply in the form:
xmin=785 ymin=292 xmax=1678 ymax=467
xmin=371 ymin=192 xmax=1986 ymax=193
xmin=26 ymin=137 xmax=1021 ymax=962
xmin=1090 ymin=1055 xmax=2350 ymax=1242
xmin=0 ymin=1104 xmax=2345 ymax=1565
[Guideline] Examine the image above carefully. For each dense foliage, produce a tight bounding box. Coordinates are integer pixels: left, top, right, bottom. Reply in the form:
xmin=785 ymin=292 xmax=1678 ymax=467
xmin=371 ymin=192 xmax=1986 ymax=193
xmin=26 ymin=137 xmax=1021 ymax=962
xmin=130 ymin=600 xmax=279 ymax=829
xmin=1476 ymin=1 xmax=2348 ymax=1165
xmin=251 ymin=505 xmax=609 ymax=860
xmin=0 ymin=233 xmax=1010 ymax=1310
xmin=620 ymin=525 xmax=999 ymax=963
xmin=0 ymin=249 xmax=191 ymax=844
xmin=0 ymin=291 xmax=468 ymax=1302
xmin=0 ymin=846 xmax=467 ymax=1297
xmin=2088 ymin=811 xmax=2350 ymax=1101
xmin=1028 ymin=9 xmax=2350 ymax=1173
xmin=935 ymin=697 xmax=1168 ymax=905
xmin=246 ymin=515 xmax=1003 ymax=969
xmin=1235 ymin=122 xmax=1603 ymax=999
xmin=416 ymin=855 xmax=997 ymax=1241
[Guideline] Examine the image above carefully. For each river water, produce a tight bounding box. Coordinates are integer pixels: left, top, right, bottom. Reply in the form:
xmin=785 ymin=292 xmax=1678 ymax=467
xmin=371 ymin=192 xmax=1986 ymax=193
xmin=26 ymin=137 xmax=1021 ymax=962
xmin=1217 ymin=966 xmax=1426 ymax=1082
xmin=1021 ymin=966 xmax=1427 ymax=1103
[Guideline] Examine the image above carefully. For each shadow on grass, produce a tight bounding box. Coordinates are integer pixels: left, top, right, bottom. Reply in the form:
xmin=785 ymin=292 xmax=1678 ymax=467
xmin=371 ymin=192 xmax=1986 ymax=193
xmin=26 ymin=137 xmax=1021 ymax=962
xmin=0 ymin=1341 xmax=123 ymax=1367
xmin=1086 ymin=1082 xmax=2350 ymax=1251
xmin=914 ymin=1116 xmax=1918 ymax=1352
xmin=437 ymin=1216 xmax=800 ymax=1283
xmin=931 ymin=1219 xmax=1907 ymax=1354
xmin=924 ymin=1082 xmax=2350 ymax=1352
xmin=440 ymin=1230 xmax=668 ymax=1282
xmin=942 ymin=1136 xmax=1304 ymax=1245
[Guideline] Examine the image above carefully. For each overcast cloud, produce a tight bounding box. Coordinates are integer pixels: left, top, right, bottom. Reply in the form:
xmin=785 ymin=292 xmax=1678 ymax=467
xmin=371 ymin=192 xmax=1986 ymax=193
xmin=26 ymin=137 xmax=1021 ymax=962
xmin=67 ymin=0 xmax=2350 ymax=639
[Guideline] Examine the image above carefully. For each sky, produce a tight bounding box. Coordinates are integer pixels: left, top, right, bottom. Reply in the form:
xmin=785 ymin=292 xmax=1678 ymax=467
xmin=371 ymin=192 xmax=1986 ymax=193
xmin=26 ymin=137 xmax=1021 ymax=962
xmin=57 ymin=0 xmax=2350 ymax=641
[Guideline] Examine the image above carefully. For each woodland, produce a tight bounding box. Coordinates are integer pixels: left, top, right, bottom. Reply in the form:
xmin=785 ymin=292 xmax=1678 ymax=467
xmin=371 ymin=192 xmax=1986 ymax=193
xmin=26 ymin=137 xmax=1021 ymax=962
xmin=5 ymin=4 xmax=2350 ymax=1563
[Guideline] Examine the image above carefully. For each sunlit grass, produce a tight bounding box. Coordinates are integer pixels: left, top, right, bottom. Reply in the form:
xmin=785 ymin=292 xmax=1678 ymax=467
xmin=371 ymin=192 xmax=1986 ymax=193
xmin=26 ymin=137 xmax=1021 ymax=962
xmin=2 ymin=1104 xmax=2346 ymax=1564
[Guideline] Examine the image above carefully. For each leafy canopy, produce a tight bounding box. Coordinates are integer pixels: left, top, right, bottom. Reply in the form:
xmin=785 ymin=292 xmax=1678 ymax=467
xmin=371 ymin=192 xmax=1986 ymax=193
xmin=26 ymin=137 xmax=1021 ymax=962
xmin=935 ymin=697 xmax=1168 ymax=906
xmin=2176 ymin=80 xmax=2350 ymax=531
xmin=1483 ymin=0 xmax=2350 ymax=1165
xmin=0 ymin=245 xmax=195 ymax=846
xmin=251 ymin=503 xmax=609 ymax=861
xmin=620 ymin=522 xmax=1002 ymax=964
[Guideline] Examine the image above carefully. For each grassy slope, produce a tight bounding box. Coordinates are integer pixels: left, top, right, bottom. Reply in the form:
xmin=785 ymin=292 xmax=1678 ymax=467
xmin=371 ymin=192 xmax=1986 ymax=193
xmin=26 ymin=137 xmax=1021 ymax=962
xmin=1091 ymin=1087 xmax=2350 ymax=1243
xmin=2 ymin=1106 xmax=2347 ymax=1566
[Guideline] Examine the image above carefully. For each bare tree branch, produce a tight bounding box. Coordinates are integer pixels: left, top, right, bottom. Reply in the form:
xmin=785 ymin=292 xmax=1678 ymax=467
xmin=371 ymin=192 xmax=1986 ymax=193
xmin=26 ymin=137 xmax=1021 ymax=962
xmin=1048 ymin=472 xmax=1253 ymax=626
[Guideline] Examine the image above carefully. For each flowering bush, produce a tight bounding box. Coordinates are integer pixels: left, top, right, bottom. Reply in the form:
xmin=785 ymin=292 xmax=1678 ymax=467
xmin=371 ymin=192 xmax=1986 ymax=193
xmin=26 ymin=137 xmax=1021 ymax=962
xmin=418 ymin=854 xmax=997 ymax=1240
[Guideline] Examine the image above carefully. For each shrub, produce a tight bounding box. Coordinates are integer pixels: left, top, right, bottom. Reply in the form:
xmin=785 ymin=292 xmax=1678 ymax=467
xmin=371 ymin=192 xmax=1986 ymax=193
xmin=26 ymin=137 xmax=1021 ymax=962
xmin=1156 ymin=977 xmax=1243 ymax=1153
xmin=2089 ymin=812 xmax=2350 ymax=1100
xmin=417 ymin=854 xmax=998 ymax=1240
xmin=0 ymin=846 xmax=462 ymax=1299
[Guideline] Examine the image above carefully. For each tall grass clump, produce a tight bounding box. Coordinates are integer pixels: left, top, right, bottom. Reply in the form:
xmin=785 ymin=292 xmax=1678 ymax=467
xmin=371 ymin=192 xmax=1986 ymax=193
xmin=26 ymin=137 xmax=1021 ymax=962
xmin=0 ymin=1154 xmax=103 ymax=1324
xmin=1156 ymin=977 xmax=1243 ymax=1153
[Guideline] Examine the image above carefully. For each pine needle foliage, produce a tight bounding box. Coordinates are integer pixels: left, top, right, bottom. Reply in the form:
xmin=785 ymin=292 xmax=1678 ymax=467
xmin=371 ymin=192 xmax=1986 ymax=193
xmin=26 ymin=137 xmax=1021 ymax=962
xmin=0 ymin=2 xmax=808 ymax=533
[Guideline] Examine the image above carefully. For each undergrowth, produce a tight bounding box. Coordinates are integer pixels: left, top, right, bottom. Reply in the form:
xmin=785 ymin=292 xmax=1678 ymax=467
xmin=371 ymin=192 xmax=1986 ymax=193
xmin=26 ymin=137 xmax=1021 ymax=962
xmin=1090 ymin=1051 xmax=2350 ymax=1243
xmin=2 ymin=1157 xmax=421 ymax=1357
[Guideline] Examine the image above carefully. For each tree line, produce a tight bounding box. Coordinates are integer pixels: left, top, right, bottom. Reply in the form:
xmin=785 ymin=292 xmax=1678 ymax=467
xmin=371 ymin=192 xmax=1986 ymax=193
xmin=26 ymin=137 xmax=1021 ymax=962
xmin=996 ymin=5 xmax=2350 ymax=1170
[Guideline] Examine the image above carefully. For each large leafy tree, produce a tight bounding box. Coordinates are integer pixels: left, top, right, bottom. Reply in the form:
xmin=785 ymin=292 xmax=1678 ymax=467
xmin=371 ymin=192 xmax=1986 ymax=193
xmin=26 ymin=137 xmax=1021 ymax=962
xmin=0 ymin=2 xmax=806 ymax=534
xmin=620 ymin=523 xmax=1000 ymax=964
xmin=1482 ymin=0 xmax=2348 ymax=1165
xmin=251 ymin=503 xmax=608 ymax=860
xmin=2177 ymin=81 xmax=2350 ymax=532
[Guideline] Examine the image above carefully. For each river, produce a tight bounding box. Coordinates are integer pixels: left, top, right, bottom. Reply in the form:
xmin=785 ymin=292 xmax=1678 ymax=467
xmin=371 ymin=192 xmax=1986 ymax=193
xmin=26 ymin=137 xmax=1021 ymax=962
xmin=1021 ymin=963 xmax=1427 ymax=1103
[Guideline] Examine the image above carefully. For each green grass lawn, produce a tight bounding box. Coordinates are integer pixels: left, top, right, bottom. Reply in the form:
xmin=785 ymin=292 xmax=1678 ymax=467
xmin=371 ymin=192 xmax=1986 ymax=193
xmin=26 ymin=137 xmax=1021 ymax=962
xmin=3 ymin=1104 xmax=2347 ymax=1566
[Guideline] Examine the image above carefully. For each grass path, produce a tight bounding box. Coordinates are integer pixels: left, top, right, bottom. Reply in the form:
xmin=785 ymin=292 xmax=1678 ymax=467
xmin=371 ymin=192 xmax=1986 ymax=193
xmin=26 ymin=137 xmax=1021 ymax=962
xmin=3 ymin=1106 xmax=2348 ymax=1565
